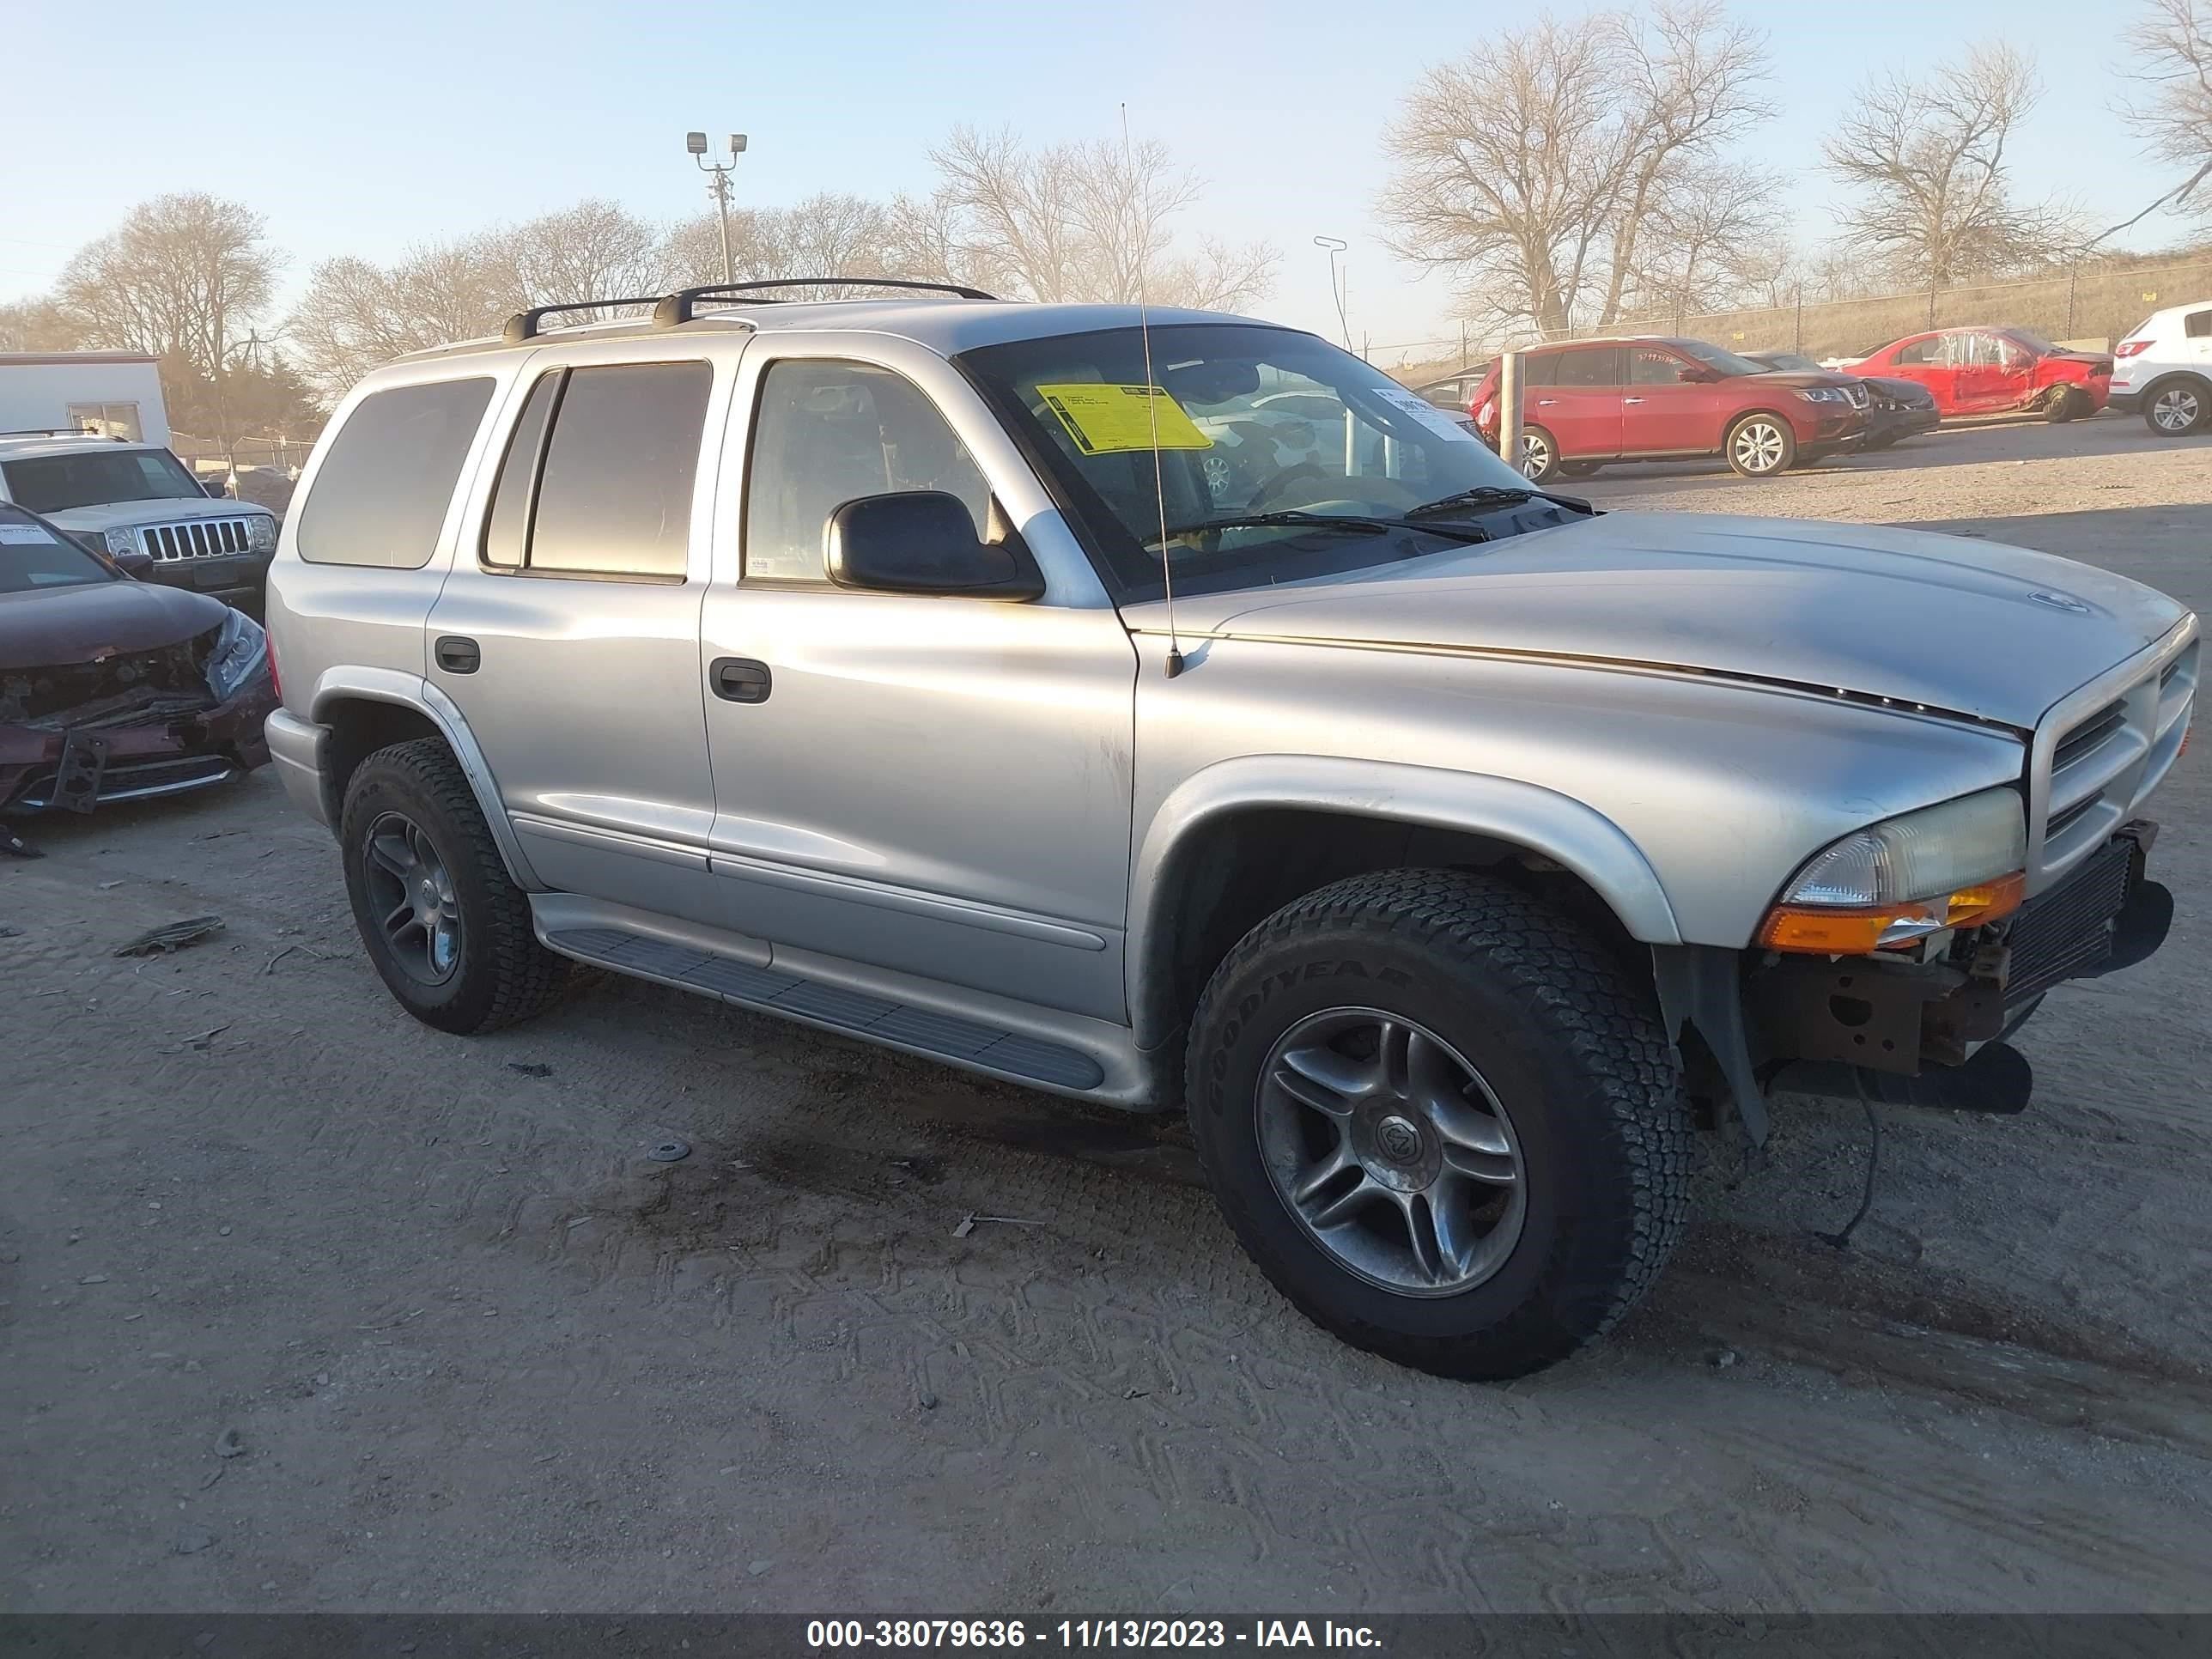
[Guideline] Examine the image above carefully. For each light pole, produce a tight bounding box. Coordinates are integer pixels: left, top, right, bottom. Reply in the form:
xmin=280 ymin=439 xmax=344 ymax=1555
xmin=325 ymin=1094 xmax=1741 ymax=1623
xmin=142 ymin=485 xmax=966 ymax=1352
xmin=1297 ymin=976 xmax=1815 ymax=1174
xmin=686 ymin=131 xmax=748 ymax=286
xmin=1313 ymin=236 xmax=1350 ymax=351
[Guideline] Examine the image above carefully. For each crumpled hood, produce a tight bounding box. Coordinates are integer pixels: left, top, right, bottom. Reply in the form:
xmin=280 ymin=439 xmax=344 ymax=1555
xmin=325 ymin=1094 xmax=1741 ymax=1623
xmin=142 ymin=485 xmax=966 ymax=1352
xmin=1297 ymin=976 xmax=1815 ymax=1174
xmin=45 ymin=496 xmax=275 ymax=533
xmin=1124 ymin=512 xmax=2191 ymax=730
xmin=0 ymin=579 xmax=228 ymax=672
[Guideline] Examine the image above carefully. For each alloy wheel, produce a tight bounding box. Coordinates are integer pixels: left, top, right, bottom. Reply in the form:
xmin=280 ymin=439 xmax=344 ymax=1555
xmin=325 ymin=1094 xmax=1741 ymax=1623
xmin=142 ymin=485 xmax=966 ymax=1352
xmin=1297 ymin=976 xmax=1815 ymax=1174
xmin=361 ymin=810 xmax=462 ymax=986
xmin=1732 ymin=421 xmax=1786 ymax=472
xmin=2152 ymin=386 xmax=2202 ymax=433
xmin=1518 ymin=432 xmax=1553 ymax=478
xmin=1255 ymin=1007 xmax=1527 ymax=1297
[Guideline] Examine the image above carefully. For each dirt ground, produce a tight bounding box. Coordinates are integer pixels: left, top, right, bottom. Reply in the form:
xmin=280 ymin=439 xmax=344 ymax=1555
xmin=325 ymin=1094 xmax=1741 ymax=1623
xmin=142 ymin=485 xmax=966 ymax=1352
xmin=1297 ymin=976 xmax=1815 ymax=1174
xmin=5 ymin=415 xmax=2210 ymax=1615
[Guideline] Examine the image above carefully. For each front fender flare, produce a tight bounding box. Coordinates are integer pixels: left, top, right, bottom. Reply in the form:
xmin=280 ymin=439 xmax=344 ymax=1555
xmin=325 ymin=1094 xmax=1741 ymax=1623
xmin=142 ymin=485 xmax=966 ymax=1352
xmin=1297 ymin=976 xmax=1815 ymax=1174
xmin=307 ymin=666 xmax=543 ymax=890
xmin=1128 ymin=754 xmax=1683 ymax=1048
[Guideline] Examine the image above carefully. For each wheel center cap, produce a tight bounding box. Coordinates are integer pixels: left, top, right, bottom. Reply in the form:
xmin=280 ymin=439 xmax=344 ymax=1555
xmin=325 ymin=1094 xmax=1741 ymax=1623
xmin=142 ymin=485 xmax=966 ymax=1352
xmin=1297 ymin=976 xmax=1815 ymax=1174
xmin=1376 ymin=1115 xmax=1423 ymax=1164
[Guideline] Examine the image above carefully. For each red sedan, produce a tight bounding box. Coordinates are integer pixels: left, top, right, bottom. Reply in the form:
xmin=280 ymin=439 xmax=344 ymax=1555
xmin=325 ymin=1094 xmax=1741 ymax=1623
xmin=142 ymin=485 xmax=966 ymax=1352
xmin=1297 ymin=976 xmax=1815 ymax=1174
xmin=1839 ymin=327 xmax=2112 ymax=421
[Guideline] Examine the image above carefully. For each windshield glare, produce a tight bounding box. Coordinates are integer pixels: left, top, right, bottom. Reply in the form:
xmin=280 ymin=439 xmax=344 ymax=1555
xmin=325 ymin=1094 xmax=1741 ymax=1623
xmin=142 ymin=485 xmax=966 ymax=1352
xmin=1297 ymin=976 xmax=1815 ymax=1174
xmin=2 ymin=448 xmax=204 ymax=515
xmin=1756 ymin=351 xmax=1822 ymax=373
xmin=959 ymin=325 xmax=1544 ymax=597
xmin=0 ymin=512 xmax=113 ymax=592
xmin=2006 ymin=328 xmax=2058 ymax=356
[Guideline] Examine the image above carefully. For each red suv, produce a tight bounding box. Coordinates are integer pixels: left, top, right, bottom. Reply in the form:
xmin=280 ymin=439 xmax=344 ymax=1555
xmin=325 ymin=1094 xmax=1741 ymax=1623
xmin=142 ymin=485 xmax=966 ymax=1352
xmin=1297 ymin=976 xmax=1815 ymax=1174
xmin=1468 ymin=337 xmax=1869 ymax=481
xmin=1841 ymin=327 xmax=2112 ymax=421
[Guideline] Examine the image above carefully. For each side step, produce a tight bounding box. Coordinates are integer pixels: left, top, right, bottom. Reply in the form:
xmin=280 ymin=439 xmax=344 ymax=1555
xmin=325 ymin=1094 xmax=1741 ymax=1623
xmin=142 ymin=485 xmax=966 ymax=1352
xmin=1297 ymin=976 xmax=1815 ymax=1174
xmin=544 ymin=925 xmax=1105 ymax=1091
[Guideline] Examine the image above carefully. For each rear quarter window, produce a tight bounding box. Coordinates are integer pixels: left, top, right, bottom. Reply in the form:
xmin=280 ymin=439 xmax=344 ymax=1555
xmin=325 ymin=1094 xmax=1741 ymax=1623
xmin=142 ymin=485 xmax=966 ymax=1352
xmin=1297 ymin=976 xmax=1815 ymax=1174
xmin=295 ymin=378 xmax=495 ymax=568
xmin=2186 ymin=310 xmax=2211 ymax=341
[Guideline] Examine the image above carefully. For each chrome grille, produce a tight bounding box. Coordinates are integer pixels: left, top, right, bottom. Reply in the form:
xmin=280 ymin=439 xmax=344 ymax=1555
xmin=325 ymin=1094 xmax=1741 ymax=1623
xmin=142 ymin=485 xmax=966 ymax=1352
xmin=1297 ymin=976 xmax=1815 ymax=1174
xmin=137 ymin=517 xmax=255 ymax=562
xmin=1844 ymin=383 xmax=1870 ymax=410
xmin=2028 ymin=629 xmax=2197 ymax=892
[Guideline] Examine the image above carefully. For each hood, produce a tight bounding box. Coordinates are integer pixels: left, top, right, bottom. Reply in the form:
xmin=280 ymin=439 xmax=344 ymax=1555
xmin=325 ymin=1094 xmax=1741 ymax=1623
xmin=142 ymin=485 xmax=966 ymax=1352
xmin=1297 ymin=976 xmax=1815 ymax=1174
xmin=1863 ymin=375 xmax=1935 ymax=404
xmin=1740 ymin=368 xmax=1859 ymax=390
xmin=44 ymin=497 xmax=276 ymax=533
xmin=0 ymin=577 xmax=228 ymax=672
xmin=2046 ymin=349 xmax=2113 ymax=368
xmin=1123 ymin=512 xmax=2191 ymax=730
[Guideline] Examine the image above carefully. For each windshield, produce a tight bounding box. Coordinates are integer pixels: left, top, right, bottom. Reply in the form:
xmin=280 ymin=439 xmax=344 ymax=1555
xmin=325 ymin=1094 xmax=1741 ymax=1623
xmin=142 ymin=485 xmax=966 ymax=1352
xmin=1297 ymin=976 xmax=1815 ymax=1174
xmin=0 ymin=509 xmax=113 ymax=592
xmin=957 ymin=324 xmax=1553 ymax=598
xmin=2 ymin=447 xmax=204 ymax=514
xmin=1671 ymin=339 xmax=1774 ymax=377
xmin=2005 ymin=328 xmax=2059 ymax=356
xmin=1756 ymin=351 xmax=1822 ymax=373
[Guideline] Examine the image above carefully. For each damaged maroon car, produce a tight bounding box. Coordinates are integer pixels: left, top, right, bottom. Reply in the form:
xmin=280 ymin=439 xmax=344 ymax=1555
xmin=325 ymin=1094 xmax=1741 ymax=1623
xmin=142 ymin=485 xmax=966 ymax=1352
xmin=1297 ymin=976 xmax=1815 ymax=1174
xmin=1 ymin=501 xmax=276 ymax=821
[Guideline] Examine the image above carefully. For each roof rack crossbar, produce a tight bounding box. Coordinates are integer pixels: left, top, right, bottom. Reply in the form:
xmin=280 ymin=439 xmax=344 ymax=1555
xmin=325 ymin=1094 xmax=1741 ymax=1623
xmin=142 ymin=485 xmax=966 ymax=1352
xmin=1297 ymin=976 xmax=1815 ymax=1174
xmin=653 ymin=277 xmax=1000 ymax=327
xmin=502 ymin=296 xmax=667 ymax=344
xmin=0 ymin=427 xmax=126 ymax=441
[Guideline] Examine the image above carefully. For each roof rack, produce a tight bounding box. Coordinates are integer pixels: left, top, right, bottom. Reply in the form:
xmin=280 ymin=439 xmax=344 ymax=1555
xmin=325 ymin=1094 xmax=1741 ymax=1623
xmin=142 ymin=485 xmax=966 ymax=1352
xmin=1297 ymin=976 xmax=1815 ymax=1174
xmin=653 ymin=277 xmax=1000 ymax=327
xmin=0 ymin=427 xmax=125 ymax=442
xmin=501 ymin=296 xmax=667 ymax=344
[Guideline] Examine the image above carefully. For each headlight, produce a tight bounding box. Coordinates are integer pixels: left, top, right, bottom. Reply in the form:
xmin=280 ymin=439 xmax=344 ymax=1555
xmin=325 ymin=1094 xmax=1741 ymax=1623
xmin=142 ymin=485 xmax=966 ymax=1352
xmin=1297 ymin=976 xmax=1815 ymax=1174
xmin=1795 ymin=387 xmax=1843 ymax=404
xmin=204 ymin=607 xmax=270 ymax=703
xmin=247 ymin=514 xmax=277 ymax=553
xmin=1758 ymin=787 xmax=2027 ymax=953
xmin=104 ymin=527 xmax=139 ymax=556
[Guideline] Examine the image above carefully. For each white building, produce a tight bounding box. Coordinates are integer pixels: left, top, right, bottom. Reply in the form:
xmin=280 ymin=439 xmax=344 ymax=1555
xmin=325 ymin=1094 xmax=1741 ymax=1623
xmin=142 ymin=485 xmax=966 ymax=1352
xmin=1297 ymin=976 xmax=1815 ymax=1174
xmin=0 ymin=351 xmax=169 ymax=447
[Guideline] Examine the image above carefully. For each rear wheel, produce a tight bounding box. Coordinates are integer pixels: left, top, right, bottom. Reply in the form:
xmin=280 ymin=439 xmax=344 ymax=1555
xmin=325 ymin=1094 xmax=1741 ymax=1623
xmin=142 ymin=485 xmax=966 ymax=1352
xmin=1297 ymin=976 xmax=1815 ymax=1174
xmin=2145 ymin=378 xmax=2209 ymax=436
xmin=2043 ymin=385 xmax=2085 ymax=423
xmin=1183 ymin=869 xmax=1693 ymax=1380
xmin=1725 ymin=412 xmax=1796 ymax=477
xmin=340 ymin=738 xmax=570 ymax=1035
xmin=1516 ymin=425 xmax=1560 ymax=483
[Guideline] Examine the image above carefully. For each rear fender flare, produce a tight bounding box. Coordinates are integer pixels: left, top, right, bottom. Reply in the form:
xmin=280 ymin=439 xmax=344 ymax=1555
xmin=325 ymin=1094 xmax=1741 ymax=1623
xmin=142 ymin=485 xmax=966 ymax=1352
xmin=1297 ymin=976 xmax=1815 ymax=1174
xmin=307 ymin=666 xmax=542 ymax=890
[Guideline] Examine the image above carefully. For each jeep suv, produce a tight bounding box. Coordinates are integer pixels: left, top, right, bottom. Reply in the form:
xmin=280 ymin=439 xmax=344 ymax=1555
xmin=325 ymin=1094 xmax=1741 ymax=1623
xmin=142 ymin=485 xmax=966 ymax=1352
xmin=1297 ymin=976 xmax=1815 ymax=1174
xmin=0 ymin=432 xmax=279 ymax=614
xmin=264 ymin=281 xmax=2196 ymax=1380
xmin=1468 ymin=336 xmax=1870 ymax=480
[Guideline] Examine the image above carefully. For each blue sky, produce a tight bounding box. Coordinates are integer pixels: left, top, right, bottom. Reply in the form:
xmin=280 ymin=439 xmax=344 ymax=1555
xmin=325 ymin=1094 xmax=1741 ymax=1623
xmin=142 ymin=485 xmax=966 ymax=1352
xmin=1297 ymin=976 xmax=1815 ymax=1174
xmin=1 ymin=0 xmax=2196 ymax=362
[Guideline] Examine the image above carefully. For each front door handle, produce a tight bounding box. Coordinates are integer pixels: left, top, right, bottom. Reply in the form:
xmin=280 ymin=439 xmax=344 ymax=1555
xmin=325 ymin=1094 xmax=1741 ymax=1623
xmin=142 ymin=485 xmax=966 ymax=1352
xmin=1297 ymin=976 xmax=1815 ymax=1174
xmin=1623 ymin=396 xmax=1646 ymax=404
xmin=710 ymin=657 xmax=773 ymax=704
xmin=1535 ymin=398 xmax=1559 ymax=406
xmin=434 ymin=635 xmax=480 ymax=674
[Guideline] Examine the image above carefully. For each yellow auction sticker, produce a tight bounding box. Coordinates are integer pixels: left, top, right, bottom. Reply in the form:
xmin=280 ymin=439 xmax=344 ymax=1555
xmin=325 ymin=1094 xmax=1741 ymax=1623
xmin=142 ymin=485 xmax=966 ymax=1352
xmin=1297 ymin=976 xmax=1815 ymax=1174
xmin=1036 ymin=383 xmax=1212 ymax=455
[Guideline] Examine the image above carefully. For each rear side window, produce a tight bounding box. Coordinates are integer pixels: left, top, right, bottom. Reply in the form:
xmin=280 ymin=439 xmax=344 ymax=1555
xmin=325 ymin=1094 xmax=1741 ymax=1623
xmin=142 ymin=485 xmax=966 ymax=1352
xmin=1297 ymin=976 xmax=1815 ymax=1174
xmin=2186 ymin=309 xmax=2212 ymax=340
xmin=1553 ymin=347 xmax=1621 ymax=387
xmin=1520 ymin=353 xmax=1560 ymax=387
xmin=296 ymin=379 xmax=494 ymax=568
xmin=478 ymin=362 xmax=711 ymax=580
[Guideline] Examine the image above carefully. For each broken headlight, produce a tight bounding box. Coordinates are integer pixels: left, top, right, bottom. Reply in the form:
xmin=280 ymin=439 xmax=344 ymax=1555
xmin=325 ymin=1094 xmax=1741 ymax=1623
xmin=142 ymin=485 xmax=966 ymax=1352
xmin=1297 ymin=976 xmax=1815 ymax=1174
xmin=205 ymin=608 xmax=270 ymax=703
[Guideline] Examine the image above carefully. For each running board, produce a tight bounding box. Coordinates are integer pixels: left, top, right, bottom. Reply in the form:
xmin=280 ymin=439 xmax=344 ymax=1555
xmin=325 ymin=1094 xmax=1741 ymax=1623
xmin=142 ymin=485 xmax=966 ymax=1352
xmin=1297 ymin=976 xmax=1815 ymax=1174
xmin=536 ymin=911 xmax=1112 ymax=1095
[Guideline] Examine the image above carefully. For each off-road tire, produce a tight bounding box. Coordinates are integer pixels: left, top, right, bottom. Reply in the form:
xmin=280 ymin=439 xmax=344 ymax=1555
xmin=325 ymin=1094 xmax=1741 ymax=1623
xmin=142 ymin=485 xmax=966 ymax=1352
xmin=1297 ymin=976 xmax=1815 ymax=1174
xmin=1724 ymin=411 xmax=1797 ymax=477
xmin=340 ymin=738 xmax=569 ymax=1035
xmin=1516 ymin=424 xmax=1561 ymax=484
xmin=1183 ymin=868 xmax=1693 ymax=1380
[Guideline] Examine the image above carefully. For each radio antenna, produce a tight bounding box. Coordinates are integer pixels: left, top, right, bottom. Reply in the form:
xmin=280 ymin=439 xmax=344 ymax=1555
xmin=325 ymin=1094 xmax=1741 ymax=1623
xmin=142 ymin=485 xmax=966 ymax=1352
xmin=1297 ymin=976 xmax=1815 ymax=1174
xmin=1123 ymin=102 xmax=1184 ymax=679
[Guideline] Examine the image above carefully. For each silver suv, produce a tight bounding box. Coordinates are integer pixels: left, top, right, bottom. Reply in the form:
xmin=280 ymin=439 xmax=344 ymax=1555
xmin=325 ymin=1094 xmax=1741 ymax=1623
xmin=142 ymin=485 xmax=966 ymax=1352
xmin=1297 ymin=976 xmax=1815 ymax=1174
xmin=264 ymin=281 xmax=2197 ymax=1379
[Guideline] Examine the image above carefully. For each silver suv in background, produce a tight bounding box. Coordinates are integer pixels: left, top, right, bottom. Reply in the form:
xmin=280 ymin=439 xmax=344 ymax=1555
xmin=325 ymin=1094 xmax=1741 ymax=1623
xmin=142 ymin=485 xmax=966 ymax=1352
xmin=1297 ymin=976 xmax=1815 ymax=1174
xmin=0 ymin=431 xmax=279 ymax=614
xmin=263 ymin=281 xmax=2197 ymax=1380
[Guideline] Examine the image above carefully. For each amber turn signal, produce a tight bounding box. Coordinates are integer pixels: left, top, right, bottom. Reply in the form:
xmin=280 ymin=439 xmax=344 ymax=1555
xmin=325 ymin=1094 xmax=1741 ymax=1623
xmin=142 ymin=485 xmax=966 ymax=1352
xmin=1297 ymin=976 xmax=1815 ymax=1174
xmin=1758 ymin=872 xmax=2027 ymax=954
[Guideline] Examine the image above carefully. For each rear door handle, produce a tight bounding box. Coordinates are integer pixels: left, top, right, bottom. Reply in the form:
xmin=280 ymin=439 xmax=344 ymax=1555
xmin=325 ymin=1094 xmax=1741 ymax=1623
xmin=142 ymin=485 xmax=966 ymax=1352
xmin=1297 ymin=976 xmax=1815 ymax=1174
xmin=710 ymin=657 xmax=773 ymax=704
xmin=1535 ymin=398 xmax=1559 ymax=406
xmin=434 ymin=635 xmax=480 ymax=674
xmin=1623 ymin=396 xmax=1646 ymax=404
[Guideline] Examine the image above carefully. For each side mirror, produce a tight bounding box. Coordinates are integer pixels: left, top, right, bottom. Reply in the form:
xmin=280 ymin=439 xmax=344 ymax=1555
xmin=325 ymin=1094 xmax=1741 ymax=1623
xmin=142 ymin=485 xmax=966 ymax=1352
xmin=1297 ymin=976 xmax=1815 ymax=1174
xmin=203 ymin=479 xmax=229 ymax=498
xmin=823 ymin=491 xmax=1045 ymax=599
xmin=111 ymin=546 xmax=154 ymax=578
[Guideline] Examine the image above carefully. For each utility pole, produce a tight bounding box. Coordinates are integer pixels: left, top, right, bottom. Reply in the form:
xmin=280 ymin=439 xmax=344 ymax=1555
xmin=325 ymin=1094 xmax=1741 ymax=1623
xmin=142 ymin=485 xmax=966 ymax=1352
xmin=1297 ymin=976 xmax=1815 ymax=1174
xmin=687 ymin=131 xmax=748 ymax=285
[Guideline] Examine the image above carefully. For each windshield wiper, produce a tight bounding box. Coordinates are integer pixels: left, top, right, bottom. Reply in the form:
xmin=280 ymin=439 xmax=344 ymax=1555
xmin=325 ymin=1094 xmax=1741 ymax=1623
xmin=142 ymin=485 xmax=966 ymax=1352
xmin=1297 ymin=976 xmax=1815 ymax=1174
xmin=1407 ymin=484 xmax=1595 ymax=517
xmin=1146 ymin=510 xmax=1491 ymax=550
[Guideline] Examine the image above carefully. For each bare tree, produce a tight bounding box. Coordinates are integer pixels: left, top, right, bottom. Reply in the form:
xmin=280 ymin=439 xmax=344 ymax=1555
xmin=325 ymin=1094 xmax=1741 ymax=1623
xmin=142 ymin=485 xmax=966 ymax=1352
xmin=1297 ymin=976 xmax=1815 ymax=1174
xmin=1824 ymin=45 xmax=2081 ymax=288
xmin=1379 ymin=4 xmax=1772 ymax=337
xmin=1631 ymin=163 xmax=1788 ymax=319
xmin=287 ymin=239 xmax=509 ymax=401
xmin=661 ymin=193 xmax=897 ymax=299
xmin=494 ymin=200 xmax=671 ymax=307
xmin=2118 ymin=0 xmax=2212 ymax=228
xmin=0 ymin=298 xmax=81 ymax=354
xmin=53 ymin=193 xmax=280 ymax=375
xmin=919 ymin=125 xmax=1276 ymax=310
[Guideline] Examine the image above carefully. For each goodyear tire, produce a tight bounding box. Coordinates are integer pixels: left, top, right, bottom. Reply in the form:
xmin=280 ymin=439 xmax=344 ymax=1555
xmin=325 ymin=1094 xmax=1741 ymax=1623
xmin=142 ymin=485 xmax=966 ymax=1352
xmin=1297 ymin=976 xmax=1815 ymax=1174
xmin=340 ymin=738 xmax=570 ymax=1035
xmin=1183 ymin=869 xmax=1693 ymax=1380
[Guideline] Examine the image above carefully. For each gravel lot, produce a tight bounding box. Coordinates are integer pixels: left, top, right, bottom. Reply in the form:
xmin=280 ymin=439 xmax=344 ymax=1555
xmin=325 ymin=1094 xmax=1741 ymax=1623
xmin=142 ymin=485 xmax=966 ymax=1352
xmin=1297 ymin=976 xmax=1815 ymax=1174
xmin=5 ymin=415 xmax=2209 ymax=1614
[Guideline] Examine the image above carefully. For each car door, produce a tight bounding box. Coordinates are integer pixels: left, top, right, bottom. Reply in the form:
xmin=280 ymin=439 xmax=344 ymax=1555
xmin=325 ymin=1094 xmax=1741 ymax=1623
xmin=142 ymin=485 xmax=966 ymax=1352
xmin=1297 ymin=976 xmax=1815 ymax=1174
xmin=1884 ymin=334 xmax=1954 ymax=412
xmin=424 ymin=340 xmax=732 ymax=925
xmin=1948 ymin=331 xmax=2010 ymax=413
xmin=695 ymin=336 xmax=1139 ymax=1022
xmin=2187 ymin=306 xmax=2212 ymax=368
xmin=1620 ymin=344 xmax=1726 ymax=453
xmin=1530 ymin=346 xmax=1624 ymax=458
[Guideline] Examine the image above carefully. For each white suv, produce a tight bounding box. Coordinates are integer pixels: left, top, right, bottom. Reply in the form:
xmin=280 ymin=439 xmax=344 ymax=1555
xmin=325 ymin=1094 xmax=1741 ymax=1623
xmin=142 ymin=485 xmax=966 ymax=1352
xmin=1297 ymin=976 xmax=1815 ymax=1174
xmin=2109 ymin=300 xmax=2212 ymax=435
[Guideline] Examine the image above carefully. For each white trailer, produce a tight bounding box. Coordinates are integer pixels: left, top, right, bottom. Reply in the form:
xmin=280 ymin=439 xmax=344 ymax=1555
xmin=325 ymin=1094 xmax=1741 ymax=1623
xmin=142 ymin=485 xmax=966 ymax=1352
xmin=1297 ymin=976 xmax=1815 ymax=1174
xmin=0 ymin=351 xmax=169 ymax=447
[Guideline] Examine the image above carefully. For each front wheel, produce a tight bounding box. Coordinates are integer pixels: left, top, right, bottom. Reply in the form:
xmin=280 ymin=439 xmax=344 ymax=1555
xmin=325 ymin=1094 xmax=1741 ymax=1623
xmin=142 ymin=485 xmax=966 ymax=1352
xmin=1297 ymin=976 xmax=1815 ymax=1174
xmin=1726 ymin=413 xmax=1796 ymax=477
xmin=340 ymin=738 xmax=571 ymax=1035
xmin=1516 ymin=424 xmax=1560 ymax=483
xmin=1183 ymin=870 xmax=1693 ymax=1380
